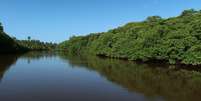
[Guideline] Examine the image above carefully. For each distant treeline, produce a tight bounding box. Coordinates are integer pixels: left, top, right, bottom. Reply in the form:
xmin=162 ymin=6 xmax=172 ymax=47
xmin=58 ymin=9 xmax=201 ymax=65
xmin=0 ymin=22 xmax=57 ymax=53
xmin=17 ymin=39 xmax=57 ymax=51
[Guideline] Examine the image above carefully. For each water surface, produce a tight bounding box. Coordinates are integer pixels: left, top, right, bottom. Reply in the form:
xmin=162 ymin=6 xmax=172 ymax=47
xmin=0 ymin=52 xmax=201 ymax=101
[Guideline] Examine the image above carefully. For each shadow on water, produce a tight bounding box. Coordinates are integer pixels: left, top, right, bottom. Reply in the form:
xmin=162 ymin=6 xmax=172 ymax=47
xmin=58 ymin=52 xmax=201 ymax=101
xmin=0 ymin=54 xmax=20 ymax=82
xmin=0 ymin=51 xmax=56 ymax=81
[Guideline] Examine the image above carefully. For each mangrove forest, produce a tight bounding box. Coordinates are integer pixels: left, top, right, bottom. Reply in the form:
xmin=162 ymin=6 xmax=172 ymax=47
xmin=58 ymin=9 xmax=201 ymax=66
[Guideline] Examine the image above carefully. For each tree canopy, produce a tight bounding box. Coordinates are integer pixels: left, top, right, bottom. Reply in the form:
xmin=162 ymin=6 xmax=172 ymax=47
xmin=0 ymin=23 xmax=57 ymax=53
xmin=0 ymin=22 xmax=3 ymax=31
xmin=58 ymin=9 xmax=201 ymax=65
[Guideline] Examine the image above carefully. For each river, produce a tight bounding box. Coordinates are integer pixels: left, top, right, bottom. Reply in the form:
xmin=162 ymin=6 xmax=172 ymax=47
xmin=0 ymin=52 xmax=201 ymax=101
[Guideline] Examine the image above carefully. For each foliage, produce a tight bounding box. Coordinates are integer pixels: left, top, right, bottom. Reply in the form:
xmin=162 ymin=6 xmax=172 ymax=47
xmin=0 ymin=22 xmax=3 ymax=31
xmin=17 ymin=39 xmax=57 ymax=51
xmin=58 ymin=9 xmax=201 ymax=65
xmin=58 ymin=33 xmax=100 ymax=54
xmin=0 ymin=23 xmax=28 ymax=53
xmin=0 ymin=22 xmax=57 ymax=53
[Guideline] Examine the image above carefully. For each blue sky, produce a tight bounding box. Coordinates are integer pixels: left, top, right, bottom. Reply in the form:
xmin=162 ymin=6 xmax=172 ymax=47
xmin=0 ymin=0 xmax=201 ymax=43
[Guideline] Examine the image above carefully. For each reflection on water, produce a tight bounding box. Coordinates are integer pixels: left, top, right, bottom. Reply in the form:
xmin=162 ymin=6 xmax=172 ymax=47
xmin=0 ymin=52 xmax=201 ymax=101
xmin=21 ymin=51 xmax=57 ymax=64
xmin=0 ymin=55 xmax=19 ymax=82
xmin=59 ymin=52 xmax=201 ymax=101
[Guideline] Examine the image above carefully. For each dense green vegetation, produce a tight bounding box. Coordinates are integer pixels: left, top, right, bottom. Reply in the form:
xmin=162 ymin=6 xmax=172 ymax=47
xmin=0 ymin=22 xmax=57 ymax=53
xmin=59 ymin=9 xmax=201 ymax=65
xmin=0 ymin=22 xmax=28 ymax=53
xmin=17 ymin=39 xmax=57 ymax=51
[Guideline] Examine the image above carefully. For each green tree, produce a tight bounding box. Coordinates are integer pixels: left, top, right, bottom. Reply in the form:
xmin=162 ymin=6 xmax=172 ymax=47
xmin=146 ymin=16 xmax=162 ymax=22
xmin=0 ymin=22 xmax=3 ymax=31
xmin=58 ymin=9 xmax=201 ymax=65
xmin=181 ymin=9 xmax=197 ymax=16
xmin=28 ymin=36 xmax=31 ymax=41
